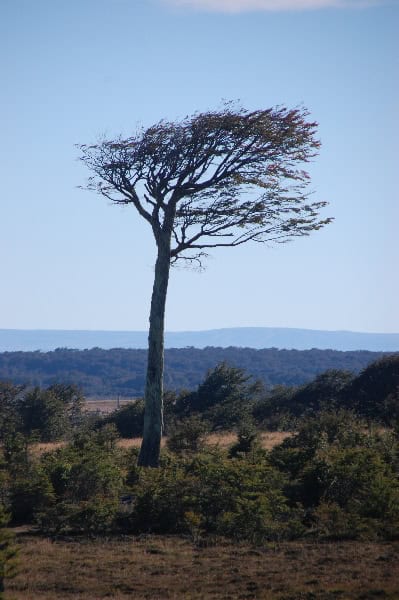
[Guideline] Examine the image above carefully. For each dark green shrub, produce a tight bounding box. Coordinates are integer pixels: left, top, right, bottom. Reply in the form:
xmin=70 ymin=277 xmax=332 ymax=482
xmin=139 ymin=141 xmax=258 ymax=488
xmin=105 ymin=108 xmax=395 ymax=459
xmin=341 ymin=354 xmax=399 ymax=424
xmin=38 ymin=430 xmax=124 ymax=534
xmin=17 ymin=386 xmax=84 ymax=442
xmin=229 ymin=416 xmax=260 ymax=457
xmin=174 ymin=363 xmax=261 ymax=430
xmin=9 ymin=465 xmax=54 ymax=524
xmin=123 ymin=464 xmax=192 ymax=534
xmin=269 ymin=410 xmax=399 ymax=539
xmin=121 ymin=450 xmax=298 ymax=542
xmin=37 ymin=497 xmax=120 ymax=535
xmin=0 ymin=504 xmax=17 ymax=598
xmin=166 ymin=416 xmax=208 ymax=454
xmin=103 ymin=400 xmax=144 ymax=437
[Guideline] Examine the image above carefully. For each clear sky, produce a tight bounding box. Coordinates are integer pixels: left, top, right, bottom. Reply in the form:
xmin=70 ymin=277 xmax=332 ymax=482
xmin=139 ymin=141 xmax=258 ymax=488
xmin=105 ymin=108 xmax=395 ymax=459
xmin=1 ymin=0 xmax=398 ymax=334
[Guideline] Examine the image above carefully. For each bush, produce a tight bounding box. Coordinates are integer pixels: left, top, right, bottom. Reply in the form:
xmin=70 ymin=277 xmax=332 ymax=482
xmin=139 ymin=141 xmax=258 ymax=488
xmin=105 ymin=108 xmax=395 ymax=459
xmin=18 ymin=386 xmax=81 ymax=442
xmin=229 ymin=416 xmax=260 ymax=457
xmin=341 ymin=354 xmax=399 ymax=424
xmin=120 ymin=450 xmax=299 ymax=542
xmin=103 ymin=400 xmax=144 ymax=437
xmin=0 ymin=505 xmax=17 ymax=598
xmin=166 ymin=416 xmax=208 ymax=454
xmin=9 ymin=464 xmax=54 ymax=524
xmin=269 ymin=410 xmax=399 ymax=539
xmin=174 ymin=363 xmax=261 ymax=430
xmin=37 ymin=430 xmax=124 ymax=534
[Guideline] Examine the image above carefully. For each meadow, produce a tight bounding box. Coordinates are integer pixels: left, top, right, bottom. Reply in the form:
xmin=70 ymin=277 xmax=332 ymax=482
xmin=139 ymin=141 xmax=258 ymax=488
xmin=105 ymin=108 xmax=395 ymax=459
xmin=8 ymin=534 xmax=399 ymax=599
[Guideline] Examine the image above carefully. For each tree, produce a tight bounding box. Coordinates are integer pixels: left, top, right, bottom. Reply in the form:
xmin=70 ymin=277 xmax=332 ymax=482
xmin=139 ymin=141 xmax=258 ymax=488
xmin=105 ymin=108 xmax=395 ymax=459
xmin=341 ymin=354 xmax=399 ymax=424
xmin=18 ymin=387 xmax=69 ymax=442
xmin=175 ymin=362 xmax=261 ymax=429
xmin=0 ymin=382 xmax=23 ymax=442
xmin=79 ymin=102 xmax=332 ymax=466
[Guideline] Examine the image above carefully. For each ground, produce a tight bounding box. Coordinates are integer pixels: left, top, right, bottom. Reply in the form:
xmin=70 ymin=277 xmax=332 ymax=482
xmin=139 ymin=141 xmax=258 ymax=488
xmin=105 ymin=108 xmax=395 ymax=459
xmin=7 ymin=534 xmax=399 ymax=599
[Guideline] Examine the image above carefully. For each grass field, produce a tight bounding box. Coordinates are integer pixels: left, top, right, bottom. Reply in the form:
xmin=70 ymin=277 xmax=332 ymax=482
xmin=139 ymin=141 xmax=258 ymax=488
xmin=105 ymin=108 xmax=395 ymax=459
xmin=8 ymin=534 xmax=399 ymax=599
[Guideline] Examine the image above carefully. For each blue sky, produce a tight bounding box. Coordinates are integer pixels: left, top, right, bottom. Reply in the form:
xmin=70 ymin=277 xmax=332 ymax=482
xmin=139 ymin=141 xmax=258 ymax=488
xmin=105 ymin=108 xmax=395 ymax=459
xmin=1 ymin=0 xmax=398 ymax=333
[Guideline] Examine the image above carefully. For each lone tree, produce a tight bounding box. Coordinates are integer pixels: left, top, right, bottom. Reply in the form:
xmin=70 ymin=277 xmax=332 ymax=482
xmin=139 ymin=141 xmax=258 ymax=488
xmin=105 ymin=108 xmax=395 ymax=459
xmin=79 ymin=103 xmax=332 ymax=467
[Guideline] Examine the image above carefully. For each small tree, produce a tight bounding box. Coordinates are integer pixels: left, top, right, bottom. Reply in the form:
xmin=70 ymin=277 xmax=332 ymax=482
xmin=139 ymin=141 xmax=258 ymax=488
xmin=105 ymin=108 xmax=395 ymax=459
xmin=79 ymin=102 xmax=332 ymax=467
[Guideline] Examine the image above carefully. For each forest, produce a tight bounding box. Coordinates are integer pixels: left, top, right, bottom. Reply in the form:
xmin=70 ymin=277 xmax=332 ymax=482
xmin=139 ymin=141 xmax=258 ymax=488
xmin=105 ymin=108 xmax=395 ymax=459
xmin=0 ymin=346 xmax=388 ymax=398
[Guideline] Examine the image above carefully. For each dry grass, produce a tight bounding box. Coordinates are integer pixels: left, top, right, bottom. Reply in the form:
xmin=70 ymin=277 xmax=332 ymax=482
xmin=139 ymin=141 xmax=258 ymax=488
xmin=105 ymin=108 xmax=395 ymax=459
xmin=85 ymin=398 xmax=135 ymax=414
xmin=31 ymin=432 xmax=292 ymax=455
xmin=31 ymin=441 xmax=66 ymax=455
xmin=111 ymin=431 xmax=292 ymax=451
xmin=8 ymin=534 xmax=399 ymax=599
xmin=259 ymin=431 xmax=292 ymax=450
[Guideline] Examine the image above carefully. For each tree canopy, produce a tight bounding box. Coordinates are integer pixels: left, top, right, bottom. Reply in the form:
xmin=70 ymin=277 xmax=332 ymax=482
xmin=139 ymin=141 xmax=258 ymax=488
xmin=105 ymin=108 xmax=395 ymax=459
xmin=79 ymin=103 xmax=331 ymax=267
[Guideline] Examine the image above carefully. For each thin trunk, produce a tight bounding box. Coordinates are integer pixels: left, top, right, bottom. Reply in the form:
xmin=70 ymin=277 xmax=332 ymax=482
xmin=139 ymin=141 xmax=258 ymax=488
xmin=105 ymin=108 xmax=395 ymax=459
xmin=137 ymin=238 xmax=171 ymax=467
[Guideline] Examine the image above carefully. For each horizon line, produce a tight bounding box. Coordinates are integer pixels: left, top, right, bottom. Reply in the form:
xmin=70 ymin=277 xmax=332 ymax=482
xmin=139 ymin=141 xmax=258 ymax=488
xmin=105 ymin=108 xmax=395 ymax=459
xmin=1 ymin=326 xmax=398 ymax=335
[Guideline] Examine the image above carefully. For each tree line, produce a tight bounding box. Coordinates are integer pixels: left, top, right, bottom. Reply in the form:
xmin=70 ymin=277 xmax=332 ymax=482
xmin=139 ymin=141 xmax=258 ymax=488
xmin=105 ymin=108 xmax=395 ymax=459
xmin=0 ymin=346 xmax=387 ymax=398
xmin=1 ymin=354 xmax=397 ymax=444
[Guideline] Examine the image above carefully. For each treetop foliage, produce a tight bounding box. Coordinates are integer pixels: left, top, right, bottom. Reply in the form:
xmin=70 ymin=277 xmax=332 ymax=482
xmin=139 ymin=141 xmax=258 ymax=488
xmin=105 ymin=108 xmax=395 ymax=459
xmin=79 ymin=102 xmax=332 ymax=266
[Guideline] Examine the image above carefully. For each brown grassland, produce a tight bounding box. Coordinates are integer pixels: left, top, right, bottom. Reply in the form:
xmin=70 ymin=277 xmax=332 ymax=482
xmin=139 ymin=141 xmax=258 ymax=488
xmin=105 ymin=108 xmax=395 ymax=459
xmin=85 ymin=398 xmax=136 ymax=414
xmin=8 ymin=534 xmax=399 ymax=599
xmin=32 ymin=431 xmax=292 ymax=456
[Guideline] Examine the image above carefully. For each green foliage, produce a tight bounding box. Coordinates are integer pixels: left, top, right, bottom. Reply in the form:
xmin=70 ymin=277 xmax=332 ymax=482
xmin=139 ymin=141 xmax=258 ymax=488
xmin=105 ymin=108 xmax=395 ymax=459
xmin=188 ymin=455 xmax=300 ymax=542
xmin=0 ymin=505 xmax=17 ymax=597
xmin=0 ymin=347 xmax=382 ymax=398
xmin=269 ymin=410 xmax=365 ymax=480
xmin=0 ymin=382 xmax=23 ymax=442
xmin=312 ymin=502 xmax=365 ymax=540
xmin=0 ymin=382 xmax=85 ymax=444
xmin=0 ymin=355 xmax=398 ymax=541
xmin=18 ymin=387 xmax=69 ymax=441
xmin=1 ymin=408 xmax=398 ymax=542
xmin=341 ymin=354 xmax=399 ymax=424
xmin=47 ymin=384 xmax=85 ymax=429
xmin=9 ymin=463 xmax=54 ymax=524
xmin=229 ymin=416 xmax=260 ymax=457
xmin=103 ymin=399 xmax=144 ymax=437
xmin=38 ymin=428 xmax=124 ymax=534
xmin=254 ymin=370 xmax=355 ymax=429
xmin=253 ymin=384 xmax=296 ymax=429
xmin=166 ymin=416 xmax=209 ymax=455
xmin=120 ymin=450 xmax=300 ymax=542
xmin=174 ymin=362 xmax=261 ymax=430
xmin=289 ymin=369 xmax=354 ymax=416
xmin=270 ymin=410 xmax=399 ymax=539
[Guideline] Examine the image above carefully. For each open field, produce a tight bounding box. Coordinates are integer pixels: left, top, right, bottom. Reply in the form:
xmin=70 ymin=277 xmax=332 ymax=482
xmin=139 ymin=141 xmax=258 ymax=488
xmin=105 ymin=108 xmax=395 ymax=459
xmin=8 ymin=534 xmax=399 ymax=599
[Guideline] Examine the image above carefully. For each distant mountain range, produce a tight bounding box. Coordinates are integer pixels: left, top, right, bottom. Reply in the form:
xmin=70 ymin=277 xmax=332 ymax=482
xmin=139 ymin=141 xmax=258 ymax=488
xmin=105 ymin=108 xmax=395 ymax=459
xmin=1 ymin=327 xmax=398 ymax=352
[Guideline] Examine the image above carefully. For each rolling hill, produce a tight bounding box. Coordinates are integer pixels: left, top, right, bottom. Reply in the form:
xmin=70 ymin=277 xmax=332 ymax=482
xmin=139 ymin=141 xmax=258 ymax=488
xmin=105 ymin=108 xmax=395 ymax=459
xmin=1 ymin=326 xmax=398 ymax=352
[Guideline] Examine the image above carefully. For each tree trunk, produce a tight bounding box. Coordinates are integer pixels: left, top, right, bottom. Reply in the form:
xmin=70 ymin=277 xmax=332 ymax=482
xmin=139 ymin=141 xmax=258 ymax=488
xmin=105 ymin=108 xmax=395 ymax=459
xmin=137 ymin=237 xmax=171 ymax=467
